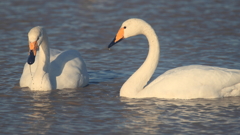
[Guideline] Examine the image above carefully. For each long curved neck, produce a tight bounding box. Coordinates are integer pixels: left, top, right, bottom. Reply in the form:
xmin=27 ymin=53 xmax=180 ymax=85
xmin=35 ymin=35 xmax=50 ymax=76
xmin=31 ymin=34 xmax=51 ymax=90
xmin=39 ymin=39 xmax=50 ymax=72
xmin=120 ymin=25 xmax=160 ymax=97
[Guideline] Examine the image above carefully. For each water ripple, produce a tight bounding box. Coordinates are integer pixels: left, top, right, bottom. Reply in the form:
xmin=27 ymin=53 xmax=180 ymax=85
xmin=0 ymin=0 xmax=240 ymax=134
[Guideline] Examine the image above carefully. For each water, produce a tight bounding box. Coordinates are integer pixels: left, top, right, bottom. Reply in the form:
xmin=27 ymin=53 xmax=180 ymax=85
xmin=1 ymin=0 xmax=240 ymax=134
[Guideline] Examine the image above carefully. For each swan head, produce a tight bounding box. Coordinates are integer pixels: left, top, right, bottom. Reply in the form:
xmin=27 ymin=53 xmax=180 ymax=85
xmin=27 ymin=26 xmax=45 ymax=65
xmin=108 ymin=18 xmax=149 ymax=48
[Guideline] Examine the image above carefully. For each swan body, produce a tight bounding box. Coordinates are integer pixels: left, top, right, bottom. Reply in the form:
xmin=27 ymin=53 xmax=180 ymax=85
xmin=108 ymin=18 xmax=240 ymax=99
xmin=20 ymin=26 xmax=89 ymax=91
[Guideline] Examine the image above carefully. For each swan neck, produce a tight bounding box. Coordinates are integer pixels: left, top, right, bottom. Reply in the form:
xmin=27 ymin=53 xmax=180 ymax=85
xmin=37 ymin=35 xmax=50 ymax=73
xmin=120 ymin=25 xmax=160 ymax=97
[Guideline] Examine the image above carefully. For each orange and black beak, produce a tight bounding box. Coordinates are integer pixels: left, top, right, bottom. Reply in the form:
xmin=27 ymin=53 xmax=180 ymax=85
xmin=108 ymin=27 xmax=124 ymax=49
xmin=27 ymin=41 xmax=38 ymax=65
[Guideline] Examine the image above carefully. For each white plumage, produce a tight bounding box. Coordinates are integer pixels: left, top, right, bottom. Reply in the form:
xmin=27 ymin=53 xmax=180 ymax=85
xmin=108 ymin=18 xmax=240 ymax=99
xmin=20 ymin=26 xmax=89 ymax=91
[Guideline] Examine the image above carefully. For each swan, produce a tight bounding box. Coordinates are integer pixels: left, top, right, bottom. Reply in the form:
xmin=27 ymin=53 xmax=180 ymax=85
xmin=20 ymin=26 xmax=89 ymax=91
xmin=108 ymin=18 xmax=240 ymax=99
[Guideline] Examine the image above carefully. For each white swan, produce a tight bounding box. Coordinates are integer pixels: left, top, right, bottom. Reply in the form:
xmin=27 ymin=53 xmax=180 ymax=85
xmin=108 ymin=18 xmax=240 ymax=99
xmin=20 ymin=26 xmax=89 ymax=91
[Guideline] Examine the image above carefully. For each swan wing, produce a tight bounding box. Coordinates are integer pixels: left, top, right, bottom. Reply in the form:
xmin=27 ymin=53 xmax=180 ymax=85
xmin=49 ymin=49 xmax=89 ymax=89
xmin=141 ymin=65 xmax=240 ymax=99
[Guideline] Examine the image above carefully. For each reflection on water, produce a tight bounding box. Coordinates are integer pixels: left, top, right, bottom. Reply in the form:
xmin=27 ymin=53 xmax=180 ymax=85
xmin=120 ymin=98 xmax=164 ymax=134
xmin=120 ymin=97 xmax=240 ymax=134
xmin=21 ymin=91 xmax=54 ymax=134
xmin=0 ymin=0 xmax=240 ymax=134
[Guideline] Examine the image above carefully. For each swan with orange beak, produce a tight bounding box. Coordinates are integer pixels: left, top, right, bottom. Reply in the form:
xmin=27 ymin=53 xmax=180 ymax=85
xmin=107 ymin=18 xmax=240 ymax=99
xmin=20 ymin=26 xmax=89 ymax=91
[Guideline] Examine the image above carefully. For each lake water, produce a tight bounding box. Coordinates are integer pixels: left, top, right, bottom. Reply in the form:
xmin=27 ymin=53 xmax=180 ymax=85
xmin=1 ymin=0 xmax=240 ymax=134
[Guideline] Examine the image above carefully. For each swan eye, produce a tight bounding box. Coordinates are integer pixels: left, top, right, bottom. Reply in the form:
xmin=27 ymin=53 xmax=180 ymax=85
xmin=123 ymin=26 xmax=126 ymax=29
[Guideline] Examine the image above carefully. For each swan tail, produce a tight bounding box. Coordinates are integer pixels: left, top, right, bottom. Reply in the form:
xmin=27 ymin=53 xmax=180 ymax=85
xmin=221 ymin=83 xmax=240 ymax=97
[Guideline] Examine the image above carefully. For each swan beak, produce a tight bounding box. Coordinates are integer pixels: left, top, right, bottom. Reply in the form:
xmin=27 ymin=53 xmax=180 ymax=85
xmin=27 ymin=41 xmax=38 ymax=65
xmin=108 ymin=27 xmax=124 ymax=49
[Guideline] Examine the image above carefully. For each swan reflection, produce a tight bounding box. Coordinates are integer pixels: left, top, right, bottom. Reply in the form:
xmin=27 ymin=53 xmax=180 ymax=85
xmin=119 ymin=98 xmax=165 ymax=134
xmin=22 ymin=89 xmax=54 ymax=134
xmin=120 ymin=97 xmax=240 ymax=134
